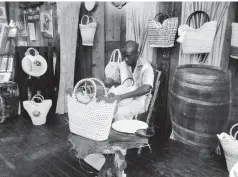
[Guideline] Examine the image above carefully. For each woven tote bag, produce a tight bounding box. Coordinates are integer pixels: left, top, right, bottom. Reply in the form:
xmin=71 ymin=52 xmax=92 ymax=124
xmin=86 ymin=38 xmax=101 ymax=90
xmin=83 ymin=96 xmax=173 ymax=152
xmin=177 ymin=11 xmax=217 ymax=54
xmin=79 ymin=15 xmax=97 ymax=46
xmin=23 ymin=94 xmax=52 ymax=125
xmin=105 ymin=49 xmax=122 ymax=82
xmin=67 ymin=78 xmax=117 ymax=141
xmin=231 ymin=23 xmax=238 ymax=59
xmin=217 ymin=123 xmax=238 ymax=172
xmin=148 ymin=13 xmax=178 ymax=48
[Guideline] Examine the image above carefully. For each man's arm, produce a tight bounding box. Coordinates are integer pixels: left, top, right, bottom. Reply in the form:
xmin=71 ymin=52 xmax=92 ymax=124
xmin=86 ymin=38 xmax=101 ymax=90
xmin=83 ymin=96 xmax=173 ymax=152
xmin=119 ymin=85 xmax=151 ymax=100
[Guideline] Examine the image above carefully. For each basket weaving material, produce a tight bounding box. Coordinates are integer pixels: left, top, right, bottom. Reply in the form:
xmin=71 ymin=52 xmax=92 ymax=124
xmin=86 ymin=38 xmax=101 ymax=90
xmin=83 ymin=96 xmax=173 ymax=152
xmin=23 ymin=94 xmax=52 ymax=125
xmin=105 ymin=49 xmax=122 ymax=82
xmin=177 ymin=21 xmax=217 ymax=54
xmin=231 ymin=23 xmax=238 ymax=59
xmin=67 ymin=78 xmax=117 ymax=141
xmin=79 ymin=15 xmax=97 ymax=46
xmin=217 ymin=123 xmax=238 ymax=172
xmin=147 ymin=17 xmax=178 ymax=48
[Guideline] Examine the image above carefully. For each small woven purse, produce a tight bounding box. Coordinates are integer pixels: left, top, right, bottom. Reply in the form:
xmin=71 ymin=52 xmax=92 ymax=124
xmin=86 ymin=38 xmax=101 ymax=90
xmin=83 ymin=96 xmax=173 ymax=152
xmin=79 ymin=15 xmax=97 ymax=46
xmin=217 ymin=123 xmax=238 ymax=172
xmin=231 ymin=23 xmax=238 ymax=59
xmin=147 ymin=13 xmax=178 ymax=48
xmin=23 ymin=94 xmax=52 ymax=125
xmin=67 ymin=78 xmax=117 ymax=141
xmin=177 ymin=11 xmax=217 ymax=54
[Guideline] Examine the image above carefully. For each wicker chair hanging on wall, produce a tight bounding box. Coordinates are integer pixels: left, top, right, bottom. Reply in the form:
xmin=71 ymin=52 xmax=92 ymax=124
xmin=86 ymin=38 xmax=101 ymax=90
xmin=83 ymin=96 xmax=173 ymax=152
xmin=231 ymin=23 xmax=238 ymax=59
xmin=147 ymin=13 xmax=178 ymax=48
xmin=177 ymin=11 xmax=217 ymax=54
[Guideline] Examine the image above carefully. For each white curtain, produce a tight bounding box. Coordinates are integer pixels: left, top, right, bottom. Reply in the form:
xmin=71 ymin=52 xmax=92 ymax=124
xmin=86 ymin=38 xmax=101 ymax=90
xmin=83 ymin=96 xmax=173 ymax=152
xmin=178 ymin=2 xmax=230 ymax=67
xmin=125 ymin=2 xmax=157 ymax=63
xmin=56 ymin=2 xmax=81 ymax=114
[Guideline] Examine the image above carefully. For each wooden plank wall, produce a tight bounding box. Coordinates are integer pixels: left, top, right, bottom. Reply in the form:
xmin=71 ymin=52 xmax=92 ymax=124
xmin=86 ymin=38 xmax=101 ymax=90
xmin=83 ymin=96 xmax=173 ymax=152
xmin=228 ymin=2 xmax=238 ymax=130
xmin=7 ymin=2 xmax=58 ymax=47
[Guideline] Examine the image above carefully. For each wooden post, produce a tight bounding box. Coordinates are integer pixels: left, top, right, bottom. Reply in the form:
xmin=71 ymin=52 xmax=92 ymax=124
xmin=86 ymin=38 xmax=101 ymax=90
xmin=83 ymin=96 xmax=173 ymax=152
xmin=92 ymin=2 xmax=105 ymax=80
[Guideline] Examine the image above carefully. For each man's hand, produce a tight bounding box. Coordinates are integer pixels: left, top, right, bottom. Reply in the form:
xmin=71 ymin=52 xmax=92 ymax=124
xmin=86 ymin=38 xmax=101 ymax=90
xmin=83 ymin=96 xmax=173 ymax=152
xmin=96 ymin=93 xmax=122 ymax=103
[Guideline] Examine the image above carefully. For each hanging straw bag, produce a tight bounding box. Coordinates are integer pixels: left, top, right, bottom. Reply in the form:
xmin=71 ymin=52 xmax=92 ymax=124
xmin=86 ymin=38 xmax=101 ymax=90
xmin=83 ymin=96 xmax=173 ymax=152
xmin=67 ymin=78 xmax=117 ymax=141
xmin=177 ymin=11 xmax=217 ymax=54
xmin=23 ymin=94 xmax=52 ymax=125
xmin=217 ymin=123 xmax=238 ymax=172
xmin=105 ymin=49 xmax=122 ymax=82
xmin=79 ymin=15 xmax=97 ymax=46
xmin=147 ymin=13 xmax=178 ymax=48
xmin=231 ymin=23 xmax=238 ymax=59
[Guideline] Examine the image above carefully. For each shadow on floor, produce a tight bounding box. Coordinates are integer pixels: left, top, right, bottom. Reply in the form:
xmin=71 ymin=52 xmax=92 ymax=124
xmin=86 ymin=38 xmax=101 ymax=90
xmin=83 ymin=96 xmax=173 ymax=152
xmin=0 ymin=114 xmax=229 ymax=177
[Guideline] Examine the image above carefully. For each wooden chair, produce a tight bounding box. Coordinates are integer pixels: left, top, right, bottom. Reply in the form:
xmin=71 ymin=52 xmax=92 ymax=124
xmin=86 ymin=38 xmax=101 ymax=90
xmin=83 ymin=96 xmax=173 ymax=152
xmin=135 ymin=69 xmax=161 ymax=154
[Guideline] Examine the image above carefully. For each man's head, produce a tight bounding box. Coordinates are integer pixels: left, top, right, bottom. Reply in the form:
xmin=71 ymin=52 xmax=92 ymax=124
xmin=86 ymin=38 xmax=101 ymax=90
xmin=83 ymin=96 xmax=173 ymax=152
xmin=121 ymin=41 xmax=139 ymax=66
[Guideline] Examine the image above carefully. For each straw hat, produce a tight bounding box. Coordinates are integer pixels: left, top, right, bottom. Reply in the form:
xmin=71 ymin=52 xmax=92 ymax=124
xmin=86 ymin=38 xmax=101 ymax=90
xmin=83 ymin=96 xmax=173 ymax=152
xmin=21 ymin=48 xmax=47 ymax=77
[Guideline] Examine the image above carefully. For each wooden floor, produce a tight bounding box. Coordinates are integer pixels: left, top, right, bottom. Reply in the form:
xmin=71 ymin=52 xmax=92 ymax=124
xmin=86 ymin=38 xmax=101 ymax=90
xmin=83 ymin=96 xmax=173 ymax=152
xmin=0 ymin=114 xmax=229 ymax=177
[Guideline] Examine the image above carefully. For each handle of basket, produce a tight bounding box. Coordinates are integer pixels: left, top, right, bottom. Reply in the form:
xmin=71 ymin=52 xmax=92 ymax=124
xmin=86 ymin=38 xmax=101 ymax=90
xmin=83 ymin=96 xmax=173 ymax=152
xmin=229 ymin=123 xmax=238 ymax=139
xmin=72 ymin=78 xmax=96 ymax=104
xmin=122 ymin=77 xmax=135 ymax=86
xmin=235 ymin=131 xmax=238 ymax=140
xmin=31 ymin=95 xmax=44 ymax=103
xmin=186 ymin=10 xmax=210 ymax=26
xmin=26 ymin=48 xmax=39 ymax=57
xmin=89 ymin=78 xmax=107 ymax=96
xmin=88 ymin=16 xmax=96 ymax=23
xmin=154 ymin=13 xmax=170 ymax=21
xmin=32 ymin=94 xmax=44 ymax=100
xmin=81 ymin=15 xmax=89 ymax=25
xmin=109 ymin=49 xmax=122 ymax=63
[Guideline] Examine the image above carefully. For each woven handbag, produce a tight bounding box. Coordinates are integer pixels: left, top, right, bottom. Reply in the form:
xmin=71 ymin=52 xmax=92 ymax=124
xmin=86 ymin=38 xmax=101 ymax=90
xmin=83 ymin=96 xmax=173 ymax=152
xmin=231 ymin=23 xmax=238 ymax=59
xmin=177 ymin=11 xmax=217 ymax=54
xmin=23 ymin=94 xmax=52 ymax=125
xmin=217 ymin=123 xmax=238 ymax=172
xmin=147 ymin=13 xmax=178 ymax=48
xmin=105 ymin=49 xmax=122 ymax=82
xmin=67 ymin=78 xmax=117 ymax=141
xmin=79 ymin=15 xmax=97 ymax=46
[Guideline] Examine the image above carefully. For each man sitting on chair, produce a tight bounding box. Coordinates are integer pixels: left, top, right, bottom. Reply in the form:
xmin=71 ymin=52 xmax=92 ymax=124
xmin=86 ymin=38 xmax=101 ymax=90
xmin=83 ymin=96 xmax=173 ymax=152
xmin=105 ymin=40 xmax=154 ymax=122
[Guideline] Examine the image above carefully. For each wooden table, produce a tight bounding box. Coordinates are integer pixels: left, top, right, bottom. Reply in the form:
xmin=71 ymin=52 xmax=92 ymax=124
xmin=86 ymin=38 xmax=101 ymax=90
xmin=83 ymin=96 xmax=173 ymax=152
xmin=68 ymin=129 xmax=148 ymax=177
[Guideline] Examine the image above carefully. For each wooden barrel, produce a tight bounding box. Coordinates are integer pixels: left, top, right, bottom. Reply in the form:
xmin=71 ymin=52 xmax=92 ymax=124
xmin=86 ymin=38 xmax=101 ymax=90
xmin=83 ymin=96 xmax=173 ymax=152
xmin=169 ymin=64 xmax=231 ymax=149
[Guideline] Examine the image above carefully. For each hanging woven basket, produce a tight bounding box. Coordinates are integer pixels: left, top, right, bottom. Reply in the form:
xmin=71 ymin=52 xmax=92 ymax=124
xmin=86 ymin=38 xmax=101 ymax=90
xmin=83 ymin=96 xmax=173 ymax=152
xmin=79 ymin=15 xmax=97 ymax=46
xmin=147 ymin=13 xmax=178 ymax=48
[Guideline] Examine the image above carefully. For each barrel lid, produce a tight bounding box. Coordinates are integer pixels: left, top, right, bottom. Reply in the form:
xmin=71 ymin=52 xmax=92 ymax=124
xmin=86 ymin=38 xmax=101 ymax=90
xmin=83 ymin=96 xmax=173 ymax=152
xmin=175 ymin=64 xmax=230 ymax=81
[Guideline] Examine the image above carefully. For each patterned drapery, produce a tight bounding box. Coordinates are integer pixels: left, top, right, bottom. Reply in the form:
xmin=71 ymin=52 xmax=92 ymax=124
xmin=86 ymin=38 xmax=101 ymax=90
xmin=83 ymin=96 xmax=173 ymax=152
xmin=178 ymin=2 xmax=230 ymax=67
xmin=125 ymin=2 xmax=157 ymax=63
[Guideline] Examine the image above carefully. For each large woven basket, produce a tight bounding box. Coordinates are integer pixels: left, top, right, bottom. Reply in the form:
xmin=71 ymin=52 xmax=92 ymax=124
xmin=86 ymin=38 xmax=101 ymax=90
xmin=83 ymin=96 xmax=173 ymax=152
xmin=67 ymin=78 xmax=117 ymax=141
xmin=79 ymin=15 xmax=97 ymax=46
xmin=177 ymin=11 xmax=217 ymax=54
xmin=148 ymin=13 xmax=178 ymax=48
xmin=217 ymin=123 xmax=238 ymax=172
xmin=231 ymin=23 xmax=238 ymax=59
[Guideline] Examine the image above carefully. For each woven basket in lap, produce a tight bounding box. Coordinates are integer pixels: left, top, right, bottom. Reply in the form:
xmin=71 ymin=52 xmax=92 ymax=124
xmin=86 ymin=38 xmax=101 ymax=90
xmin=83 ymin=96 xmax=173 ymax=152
xmin=148 ymin=13 xmax=178 ymax=48
xmin=177 ymin=11 xmax=217 ymax=54
xmin=67 ymin=78 xmax=117 ymax=141
xmin=231 ymin=23 xmax=238 ymax=59
xmin=79 ymin=15 xmax=97 ymax=46
xmin=217 ymin=123 xmax=238 ymax=172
